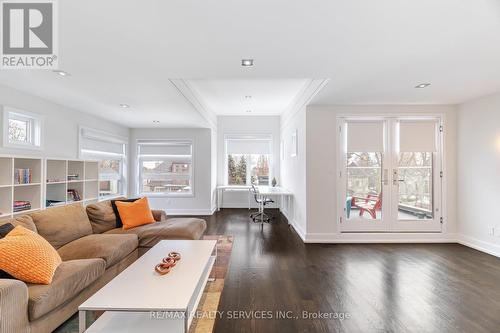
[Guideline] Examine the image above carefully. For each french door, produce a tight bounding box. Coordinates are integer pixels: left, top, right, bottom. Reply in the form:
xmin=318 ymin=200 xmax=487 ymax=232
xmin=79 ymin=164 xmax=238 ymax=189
xmin=338 ymin=117 xmax=443 ymax=233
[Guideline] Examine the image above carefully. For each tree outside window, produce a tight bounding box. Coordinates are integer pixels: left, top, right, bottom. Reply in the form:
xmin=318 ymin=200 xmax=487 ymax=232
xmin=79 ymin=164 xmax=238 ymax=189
xmin=227 ymin=154 xmax=269 ymax=185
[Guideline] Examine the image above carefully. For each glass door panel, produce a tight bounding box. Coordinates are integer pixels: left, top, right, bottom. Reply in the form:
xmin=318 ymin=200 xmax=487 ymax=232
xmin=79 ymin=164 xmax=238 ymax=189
xmin=397 ymin=152 xmax=433 ymax=220
xmin=340 ymin=117 xmax=442 ymax=233
xmin=346 ymin=152 xmax=383 ymax=221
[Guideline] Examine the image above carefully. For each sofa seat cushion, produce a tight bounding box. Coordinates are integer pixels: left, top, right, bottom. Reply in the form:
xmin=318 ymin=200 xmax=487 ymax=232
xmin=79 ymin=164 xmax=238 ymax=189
xmin=30 ymin=204 xmax=93 ymax=249
xmin=27 ymin=258 xmax=106 ymax=320
xmin=57 ymin=234 xmax=138 ymax=268
xmin=104 ymin=218 xmax=207 ymax=247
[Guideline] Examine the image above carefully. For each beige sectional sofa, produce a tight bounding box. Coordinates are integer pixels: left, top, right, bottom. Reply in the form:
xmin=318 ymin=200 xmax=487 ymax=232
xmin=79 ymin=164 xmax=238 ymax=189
xmin=0 ymin=200 xmax=206 ymax=333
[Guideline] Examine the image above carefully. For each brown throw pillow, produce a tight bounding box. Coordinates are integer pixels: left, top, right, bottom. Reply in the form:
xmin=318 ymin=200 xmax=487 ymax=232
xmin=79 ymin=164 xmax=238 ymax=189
xmin=111 ymin=198 xmax=139 ymax=228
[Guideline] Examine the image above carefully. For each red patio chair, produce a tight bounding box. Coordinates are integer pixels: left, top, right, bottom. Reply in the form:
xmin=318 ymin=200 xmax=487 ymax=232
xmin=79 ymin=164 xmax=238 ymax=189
xmin=351 ymin=193 xmax=382 ymax=219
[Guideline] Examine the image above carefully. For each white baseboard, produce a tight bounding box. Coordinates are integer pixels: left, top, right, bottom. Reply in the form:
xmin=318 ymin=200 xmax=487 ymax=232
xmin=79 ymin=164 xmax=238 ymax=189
xmin=289 ymin=219 xmax=306 ymax=242
xmin=457 ymin=234 xmax=500 ymax=258
xmin=279 ymin=209 xmax=306 ymax=241
xmin=304 ymin=232 xmax=458 ymax=243
xmin=167 ymin=208 xmax=214 ymax=216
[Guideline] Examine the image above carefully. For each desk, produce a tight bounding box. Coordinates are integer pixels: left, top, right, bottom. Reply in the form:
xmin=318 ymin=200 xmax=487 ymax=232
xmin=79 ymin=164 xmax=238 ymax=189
xmin=216 ymin=185 xmax=293 ymax=211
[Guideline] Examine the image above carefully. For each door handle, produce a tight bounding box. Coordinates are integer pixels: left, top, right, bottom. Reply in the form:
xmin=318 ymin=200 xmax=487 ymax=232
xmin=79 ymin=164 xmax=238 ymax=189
xmin=393 ymin=169 xmax=404 ymax=185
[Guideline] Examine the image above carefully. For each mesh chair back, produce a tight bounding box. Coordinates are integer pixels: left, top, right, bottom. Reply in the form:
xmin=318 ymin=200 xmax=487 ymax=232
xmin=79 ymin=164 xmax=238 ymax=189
xmin=251 ymin=184 xmax=260 ymax=203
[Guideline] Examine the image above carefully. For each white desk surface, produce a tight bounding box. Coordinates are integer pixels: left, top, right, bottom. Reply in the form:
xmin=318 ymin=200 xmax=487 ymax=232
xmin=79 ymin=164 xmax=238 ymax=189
xmin=217 ymin=185 xmax=250 ymax=190
xmin=217 ymin=185 xmax=292 ymax=195
xmin=79 ymin=240 xmax=216 ymax=312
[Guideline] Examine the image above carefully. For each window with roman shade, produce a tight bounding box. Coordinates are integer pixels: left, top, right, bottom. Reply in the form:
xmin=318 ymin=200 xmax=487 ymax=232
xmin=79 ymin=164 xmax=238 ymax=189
xmin=137 ymin=140 xmax=193 ymax=195
xmin=79 ymin=126 xmax=127 ymax=199
xmin=224 ymin=134 xmax=272 ymax=185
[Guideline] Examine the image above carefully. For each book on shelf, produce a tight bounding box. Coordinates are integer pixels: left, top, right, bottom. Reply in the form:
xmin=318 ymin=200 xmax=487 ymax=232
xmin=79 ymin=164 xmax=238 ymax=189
xmin=67 ymin=174 xmax=80 ymax=181
xmin=13 ymin=200 xmax=31 ymax=212
xmin=46 ymin=200 xmax=65 ymax=207
xmin=67 ymin=189 xmax=81 ymax=202
xmin=14 ymin=168 xmax=32 ymax=184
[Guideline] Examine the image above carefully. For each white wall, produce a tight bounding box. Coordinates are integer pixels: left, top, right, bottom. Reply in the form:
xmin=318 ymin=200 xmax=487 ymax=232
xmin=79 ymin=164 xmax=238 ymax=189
xmin=217 ymin=115 xmax=280 ymax=208
xmin=457 ymin=92 xmax=500 ymax=256
xmin=280 ymin=107 xmax=307 ymax=238
xmin=129 ymin=128 xmax=213 ymax=215
xmin=0 ymin=84 xmax=129 ymax=159
xmin=304 ymin=105 xmax=457 ymax=242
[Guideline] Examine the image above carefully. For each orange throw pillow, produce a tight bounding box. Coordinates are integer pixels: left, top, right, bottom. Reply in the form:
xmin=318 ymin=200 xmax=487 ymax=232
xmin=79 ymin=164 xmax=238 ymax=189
xmin=115 ymin=197 xmax=155 ymax=230
xmin=0 ymin=226 xmax=62 ymax=284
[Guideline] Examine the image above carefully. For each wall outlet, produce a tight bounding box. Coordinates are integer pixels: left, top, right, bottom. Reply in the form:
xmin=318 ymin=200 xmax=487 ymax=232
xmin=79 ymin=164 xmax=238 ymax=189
xmin=488 ymin=227 xmax=495 ymax=236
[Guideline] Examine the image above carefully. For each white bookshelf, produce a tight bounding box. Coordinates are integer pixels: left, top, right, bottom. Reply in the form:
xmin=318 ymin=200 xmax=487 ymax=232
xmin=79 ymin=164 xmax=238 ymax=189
xmin=0 ymin=156 xmax=102 ymax=218
xmin=0 ymin=156 xmax=43 ymax=219
xmin=45 ymin=159 xmax=100 ymax=208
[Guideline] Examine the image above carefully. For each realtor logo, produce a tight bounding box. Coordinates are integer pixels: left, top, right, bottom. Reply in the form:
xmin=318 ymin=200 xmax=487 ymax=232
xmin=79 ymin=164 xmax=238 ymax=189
xmin=1 ymin=0 xmax=58 ymax=69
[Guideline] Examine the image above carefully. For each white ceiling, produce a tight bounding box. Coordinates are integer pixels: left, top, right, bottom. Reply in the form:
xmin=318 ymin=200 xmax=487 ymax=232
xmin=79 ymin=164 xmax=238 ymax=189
xmin=186 ymin=79 xmax=310 ymax=115
xmin=0 ymin=0 xmax=499 ymax=127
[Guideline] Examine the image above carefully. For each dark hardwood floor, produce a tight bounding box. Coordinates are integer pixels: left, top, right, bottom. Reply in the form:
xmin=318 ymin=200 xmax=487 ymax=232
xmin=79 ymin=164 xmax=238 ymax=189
xmin=197 ymin=208 xmax=500 ymax=333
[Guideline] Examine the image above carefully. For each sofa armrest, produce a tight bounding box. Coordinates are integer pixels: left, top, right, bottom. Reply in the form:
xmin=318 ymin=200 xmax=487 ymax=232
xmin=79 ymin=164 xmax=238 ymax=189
xmin=0 ymin=279 xmax=30 ymax=333
xmin=152 ymin=210 xmax=167 ymax=222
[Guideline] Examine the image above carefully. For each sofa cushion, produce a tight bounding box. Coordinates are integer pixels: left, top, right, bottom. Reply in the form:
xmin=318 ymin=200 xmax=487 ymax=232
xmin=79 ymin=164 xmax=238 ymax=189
xmin=0 ymin=220 xmax=32 ymax=279
xmin=86 ymin=200 xmax=118 ymax=234
xmin=86 ymin=198 xmax=168 ymax=234
xmin=115 ymin=197 xmax=155 ymax=230
xmin=30 ymin=204 xmax=93 ymax=249
xmin=0 ymin=226 xmax=62 ymax=285
xmin=57 ymin=234 xmax=138 ymax=268
xmin=104 ymin=218 xmax=206 ymax=247
xmin=0 ymin=215 xmax=37 ymax=233
xmin=27 ymin=259 xmax=106 ymax=320
xmin=111 ymin=198 xmax=139 ymax=228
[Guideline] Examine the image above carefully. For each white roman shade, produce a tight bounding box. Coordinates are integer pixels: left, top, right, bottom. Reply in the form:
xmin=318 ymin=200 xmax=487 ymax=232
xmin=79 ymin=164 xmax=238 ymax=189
xmin=225 ymin=135 xmax=271 ymax=155
xmin=80 ymin=127 xmax=126 ymax=156
xmin=347 ymin=121 xmax=384 ymax=152
xmin=399 ymin=120 xmax=438 ymax=152
xmin=138 ymin=140 xmax=192 ymax=156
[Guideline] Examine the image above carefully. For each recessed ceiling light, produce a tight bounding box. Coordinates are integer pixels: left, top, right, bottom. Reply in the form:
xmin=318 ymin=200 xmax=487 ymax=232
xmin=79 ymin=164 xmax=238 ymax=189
xmin=415 ymin=83 xmax=431 ymax=88
xmin=245 ymin=110 xmax=252 ymax=113
xmin=52 ymin=70 xmax=70 ymax=77
xmin=241 ymin=59 xmax=254 ymax=67
xmin=119 ymin=104 xmax=130 ymax=109
xmin=153 ymin=120 xmax=160 ymax=124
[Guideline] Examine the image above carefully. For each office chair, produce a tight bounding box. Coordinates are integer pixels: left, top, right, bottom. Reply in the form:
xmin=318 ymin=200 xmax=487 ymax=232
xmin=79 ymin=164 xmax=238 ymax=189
xmin=250 ymin=184 xmax=274 ymax=224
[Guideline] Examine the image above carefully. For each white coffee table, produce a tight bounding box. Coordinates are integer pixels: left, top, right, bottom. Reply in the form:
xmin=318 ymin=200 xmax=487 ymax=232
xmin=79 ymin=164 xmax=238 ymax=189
xmin=78 ymin=240 xmax=217 ymax=333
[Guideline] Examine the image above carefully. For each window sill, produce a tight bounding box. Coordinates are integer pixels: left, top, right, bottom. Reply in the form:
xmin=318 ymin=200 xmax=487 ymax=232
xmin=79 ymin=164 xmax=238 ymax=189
xmin=140 ymin=192 xmax=195 ymax=198
xmin=3 ymin=142 xmax=42 ymax=150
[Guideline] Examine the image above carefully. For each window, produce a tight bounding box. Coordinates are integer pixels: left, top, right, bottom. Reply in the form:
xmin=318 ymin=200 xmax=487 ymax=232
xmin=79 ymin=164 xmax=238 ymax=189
xmin=3 ymin=107 xmax=42 ymax=149
xmin=225 ymin=135 xmax=272 ymax=185
xmin=98 ymin=160 xmax=123 ymax=198
xmin=137 ymin=140 xmax=193 ymax=196
xmin=79 ymin=127 xmax=127 ymax=199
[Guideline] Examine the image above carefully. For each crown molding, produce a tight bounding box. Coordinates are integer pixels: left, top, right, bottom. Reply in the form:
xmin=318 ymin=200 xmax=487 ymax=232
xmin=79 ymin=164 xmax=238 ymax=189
xmin=280 ymin=78 xmax=330 ymax=130
xmin=169 ymin=79 xmax=217 ymax=129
